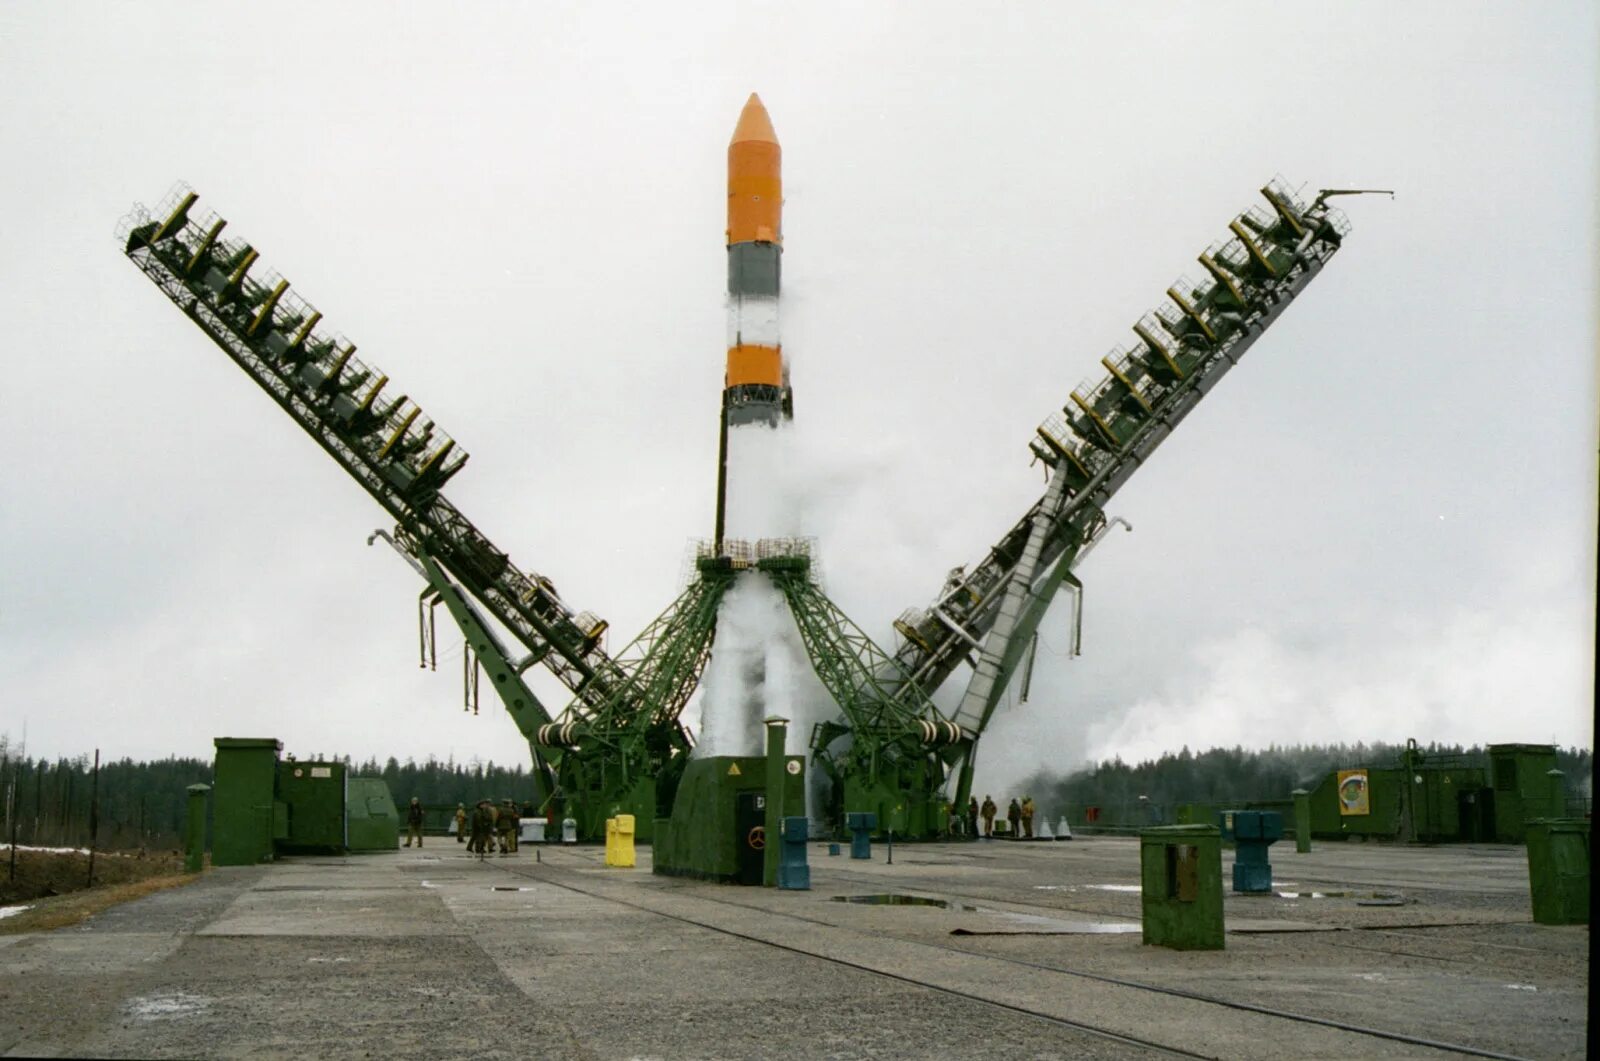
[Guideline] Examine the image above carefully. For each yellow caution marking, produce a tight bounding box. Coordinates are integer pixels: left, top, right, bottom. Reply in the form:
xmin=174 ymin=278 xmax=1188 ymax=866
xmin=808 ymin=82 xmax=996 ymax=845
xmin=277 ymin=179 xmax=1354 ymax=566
xmin=1036 ymin=426 xmax=1091 ymax=479
xmin=377 ymin=407 xmax=420 ymax=460
xmin=227 ymin=248 xmax=259 ymax=288
xmin=727 ymin=763 xmax=742 ymax=777
xmin=1261 ymin=186 xmax=1307 ymax=237
xmin=326 ymin=343 xmax=356 ymax=383
xmin=1100 ymin=357 xmax=1152 ymax=414
xmin=248 ymin=280 xmax=289 ymax=337
xmin=1134 ymin=321 xmax=1185 ymax=379
xmin=894 ymin=617 xmax=934 ymax=653
xmin=358 ymin=375 xmax=388 ymax=412
xmin=1069 ymin=392 xmax=1119 ymax=447
xmin=1199 ymin=253 xmax=1247 ymax=307
xmin=416 ymin=438 xmax=455 ymax=478
xmin=1229 ymin=221 xmax=1280 ymax=278
xmin=185 ymin=219 xmax=226 ymax=275
xmin=1166 ymin=287 xmax=1217 ymax=342
xmin=290 ymin=311 xmax=323 ymax=349
xmin=150 ymin=192 xmax=197 ymax=244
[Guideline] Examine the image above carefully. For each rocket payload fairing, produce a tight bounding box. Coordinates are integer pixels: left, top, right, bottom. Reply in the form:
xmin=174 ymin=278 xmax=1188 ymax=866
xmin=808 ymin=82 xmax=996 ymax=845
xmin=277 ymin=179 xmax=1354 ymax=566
xmin=715 ymin=94 xmax=789 ymax=550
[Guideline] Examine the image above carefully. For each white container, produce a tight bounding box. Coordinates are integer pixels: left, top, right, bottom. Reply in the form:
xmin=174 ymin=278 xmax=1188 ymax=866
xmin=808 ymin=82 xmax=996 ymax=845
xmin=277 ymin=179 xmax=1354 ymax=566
xmin=521 ymin=820 xmax=546 ymax=844
xmin=561 ymin=818 xmax=578 ymax=844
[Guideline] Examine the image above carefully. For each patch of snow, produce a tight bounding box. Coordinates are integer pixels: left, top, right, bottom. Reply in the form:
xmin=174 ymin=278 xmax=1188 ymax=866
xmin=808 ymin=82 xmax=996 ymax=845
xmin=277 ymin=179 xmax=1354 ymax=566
xmin=124 ymin=990 xmax=211 ymax=1020
xmin=0 ymin=904 xmax=33 ymax=920
xmin=6 ymin=845 xmax=91 ymax=855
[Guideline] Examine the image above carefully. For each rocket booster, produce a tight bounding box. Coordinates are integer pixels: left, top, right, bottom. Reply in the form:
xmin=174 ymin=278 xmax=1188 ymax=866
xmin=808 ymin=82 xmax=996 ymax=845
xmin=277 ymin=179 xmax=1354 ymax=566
xmin=724 ymin=94 xmax=790 ymax=426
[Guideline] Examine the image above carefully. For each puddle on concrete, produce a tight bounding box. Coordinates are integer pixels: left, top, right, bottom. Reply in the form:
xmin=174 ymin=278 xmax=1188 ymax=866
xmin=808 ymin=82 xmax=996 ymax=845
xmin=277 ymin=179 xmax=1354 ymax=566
xmin=957 ymin=911 xmax=1139 ymax=935
xmin=832 ymin=894 xmax=977 ymax=910
xmin=1084 ymin=884 xmax=1141 ymax=893
xmin=833 ymin=894 xmax=1136 ymax=935
xmin=1504 ymin=983 xmax=1538 ymax=992
xmin=124 ymin=990 xmax=212 ymax=1021
xmin=307 ymin=956 xmax=352 ymax=964
xmin=1276 ymin=890 xmax=1406 ymax=905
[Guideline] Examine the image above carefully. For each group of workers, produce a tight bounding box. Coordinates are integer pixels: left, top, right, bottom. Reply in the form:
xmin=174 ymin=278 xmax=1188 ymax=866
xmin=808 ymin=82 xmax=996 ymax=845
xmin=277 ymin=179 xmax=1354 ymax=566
xmin=404 ymin=797 xmax=527 ymax=855
xmin=968 ymin=794 xmax=1037 ymax=838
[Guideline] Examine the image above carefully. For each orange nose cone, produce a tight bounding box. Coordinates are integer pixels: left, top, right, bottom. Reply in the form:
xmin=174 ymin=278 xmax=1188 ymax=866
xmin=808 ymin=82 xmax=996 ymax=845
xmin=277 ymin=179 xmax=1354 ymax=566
xmin=730 ymin=93 xmax=778 ymax=146
xmin=728 ymin=93 xmax=781 ymax=245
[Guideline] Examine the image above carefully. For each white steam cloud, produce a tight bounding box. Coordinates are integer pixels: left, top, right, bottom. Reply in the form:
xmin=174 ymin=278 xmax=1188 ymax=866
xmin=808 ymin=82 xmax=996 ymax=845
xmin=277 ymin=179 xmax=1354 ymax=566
xmin=1085 ymin=600 xmax=1595 ymax=766
xmin=696 ymin=422 xmax=835 ymax=753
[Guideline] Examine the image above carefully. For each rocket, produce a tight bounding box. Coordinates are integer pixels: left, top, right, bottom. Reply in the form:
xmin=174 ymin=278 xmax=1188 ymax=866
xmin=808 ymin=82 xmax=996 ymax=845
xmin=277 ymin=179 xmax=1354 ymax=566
xmin=715 ymin=94 xmax=789 ymax=550
xmin=725 ymin=93 xmax=789 ymax=426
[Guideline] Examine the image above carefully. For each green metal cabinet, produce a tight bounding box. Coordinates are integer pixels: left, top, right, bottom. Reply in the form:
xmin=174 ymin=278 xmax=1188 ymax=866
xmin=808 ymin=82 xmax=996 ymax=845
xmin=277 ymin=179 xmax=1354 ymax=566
xmin=1524 ymin=819 xmax=1589 ymax=925
xmin=276 ymin=760 xmax=347 ymax=852
xmin=1140 ymin=824 xmax=1224 ymax=950
xmin=212 ymin=738 xmax=282 ymax=865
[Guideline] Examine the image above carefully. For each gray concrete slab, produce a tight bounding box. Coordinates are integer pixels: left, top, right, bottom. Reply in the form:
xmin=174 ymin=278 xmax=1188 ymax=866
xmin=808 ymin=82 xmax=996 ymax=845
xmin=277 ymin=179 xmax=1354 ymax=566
xmin=0 ymin=837 xmax=1586 ymax=1059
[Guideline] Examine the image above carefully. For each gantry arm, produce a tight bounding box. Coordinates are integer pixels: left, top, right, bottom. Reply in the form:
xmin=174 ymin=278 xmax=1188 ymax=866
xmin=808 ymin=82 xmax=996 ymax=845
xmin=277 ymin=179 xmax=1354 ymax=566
xmin=882 ymin=181 xmax=1355 ymax=770
xmin=119 ymin=186 xmax=631 ymax=727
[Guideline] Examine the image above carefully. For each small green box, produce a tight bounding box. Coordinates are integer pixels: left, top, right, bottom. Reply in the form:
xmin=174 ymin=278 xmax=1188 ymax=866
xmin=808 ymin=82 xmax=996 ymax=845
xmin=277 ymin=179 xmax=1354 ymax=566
xmin=1524 ymin=818 xmax=1589 ymax=925
xmin=1140 ymin=824 xmax=1224 ymax=950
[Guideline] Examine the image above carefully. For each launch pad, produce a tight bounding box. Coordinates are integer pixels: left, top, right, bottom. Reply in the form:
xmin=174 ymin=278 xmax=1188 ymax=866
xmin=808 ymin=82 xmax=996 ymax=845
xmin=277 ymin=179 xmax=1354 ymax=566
xmin=116 ymin=96 xmax=1378 ymax=874
xmin=3 ymin=838 xmax=1585 ymax=1058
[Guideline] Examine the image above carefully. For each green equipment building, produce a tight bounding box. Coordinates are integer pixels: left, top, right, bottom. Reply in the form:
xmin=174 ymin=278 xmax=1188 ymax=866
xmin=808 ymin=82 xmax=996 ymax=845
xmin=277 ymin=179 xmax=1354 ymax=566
xmin=210 ymin=737 xmax=400 ymax=865
xmin=1303 ymin=743 xmax=1566 ymax=844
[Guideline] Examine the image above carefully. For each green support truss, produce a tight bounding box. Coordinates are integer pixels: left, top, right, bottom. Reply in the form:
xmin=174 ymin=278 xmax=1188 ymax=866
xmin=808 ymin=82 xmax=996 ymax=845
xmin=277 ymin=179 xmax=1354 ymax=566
xmin=758 ymin=552 xmax=964 ymax=837
xmin=535 ymin=566 xmax=734 ymax=837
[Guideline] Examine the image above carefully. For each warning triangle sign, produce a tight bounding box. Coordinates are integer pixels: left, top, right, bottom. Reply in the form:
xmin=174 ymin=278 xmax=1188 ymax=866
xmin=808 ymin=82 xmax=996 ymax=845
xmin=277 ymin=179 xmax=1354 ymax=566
xmin=727 ymin=763 xmax=742 ymax=776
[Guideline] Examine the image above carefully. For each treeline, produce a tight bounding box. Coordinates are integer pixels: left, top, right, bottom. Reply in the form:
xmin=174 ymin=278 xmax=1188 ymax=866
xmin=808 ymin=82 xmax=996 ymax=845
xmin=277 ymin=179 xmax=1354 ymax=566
xmin=1019 ymin=741 xmax=1593 ymax=816
xmin=0 ymin=743 xmax=212 ymax=851
xmin=347 ymin=755 xmax=539 ymax=812
xmin=4 ymin=735 xmax=1590 ymax=850
xmin=0 ymin=733 xmax=546 ymax=851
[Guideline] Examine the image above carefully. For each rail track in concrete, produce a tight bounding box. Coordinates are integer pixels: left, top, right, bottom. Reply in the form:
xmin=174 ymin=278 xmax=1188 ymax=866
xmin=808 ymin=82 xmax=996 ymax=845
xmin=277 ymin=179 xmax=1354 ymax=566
xmin=487 ymin=849 xmax=1530 ymax=1061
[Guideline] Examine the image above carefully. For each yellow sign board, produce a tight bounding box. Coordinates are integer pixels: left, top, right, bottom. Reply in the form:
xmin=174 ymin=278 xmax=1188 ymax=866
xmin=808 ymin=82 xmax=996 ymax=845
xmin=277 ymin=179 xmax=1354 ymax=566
xmin=1337 ymin=769 xmax=1370 ymax=816
xmin=727 ymin=763 xmax=741 ymax=776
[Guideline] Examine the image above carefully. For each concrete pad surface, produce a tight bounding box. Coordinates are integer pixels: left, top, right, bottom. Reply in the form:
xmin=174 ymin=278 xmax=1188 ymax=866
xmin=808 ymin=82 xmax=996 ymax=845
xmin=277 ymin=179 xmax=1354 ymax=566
xmin=0 ymin=837 xmax=1586 ymax=1059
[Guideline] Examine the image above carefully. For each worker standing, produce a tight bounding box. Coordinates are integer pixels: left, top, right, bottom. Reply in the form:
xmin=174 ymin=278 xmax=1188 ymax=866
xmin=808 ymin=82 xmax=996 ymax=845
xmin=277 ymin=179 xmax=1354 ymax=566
xmin=1006 ymin=798 xmax=1022 ymax=839
xmin=500 ymin=800 xmax=520 ymax=854
xmin=967 ymin=797 xmax=980 ymax=839
xmin=470 ymin=799 xmax=497 ymax=856
xmin=1021 ymin=795 xmax=1036 ymax=839
xmin=980 ymin=795 xmax=997 ymax=838
xmin=453 ymin=803 xmax=468 ymax=843
xmin=404 ymin=797 xmax=425 ymax=848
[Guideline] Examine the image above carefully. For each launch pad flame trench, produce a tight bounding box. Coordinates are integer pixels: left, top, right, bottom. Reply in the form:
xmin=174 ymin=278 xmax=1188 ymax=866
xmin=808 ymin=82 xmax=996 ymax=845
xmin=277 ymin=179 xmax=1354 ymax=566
xmin=117 ymin=95 xmax=1370 ymax=863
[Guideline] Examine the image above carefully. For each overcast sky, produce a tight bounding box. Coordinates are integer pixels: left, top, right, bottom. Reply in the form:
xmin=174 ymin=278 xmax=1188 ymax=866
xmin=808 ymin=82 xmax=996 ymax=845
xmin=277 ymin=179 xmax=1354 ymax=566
xmin=1 ymin=4 xmax=1594 ymax=796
